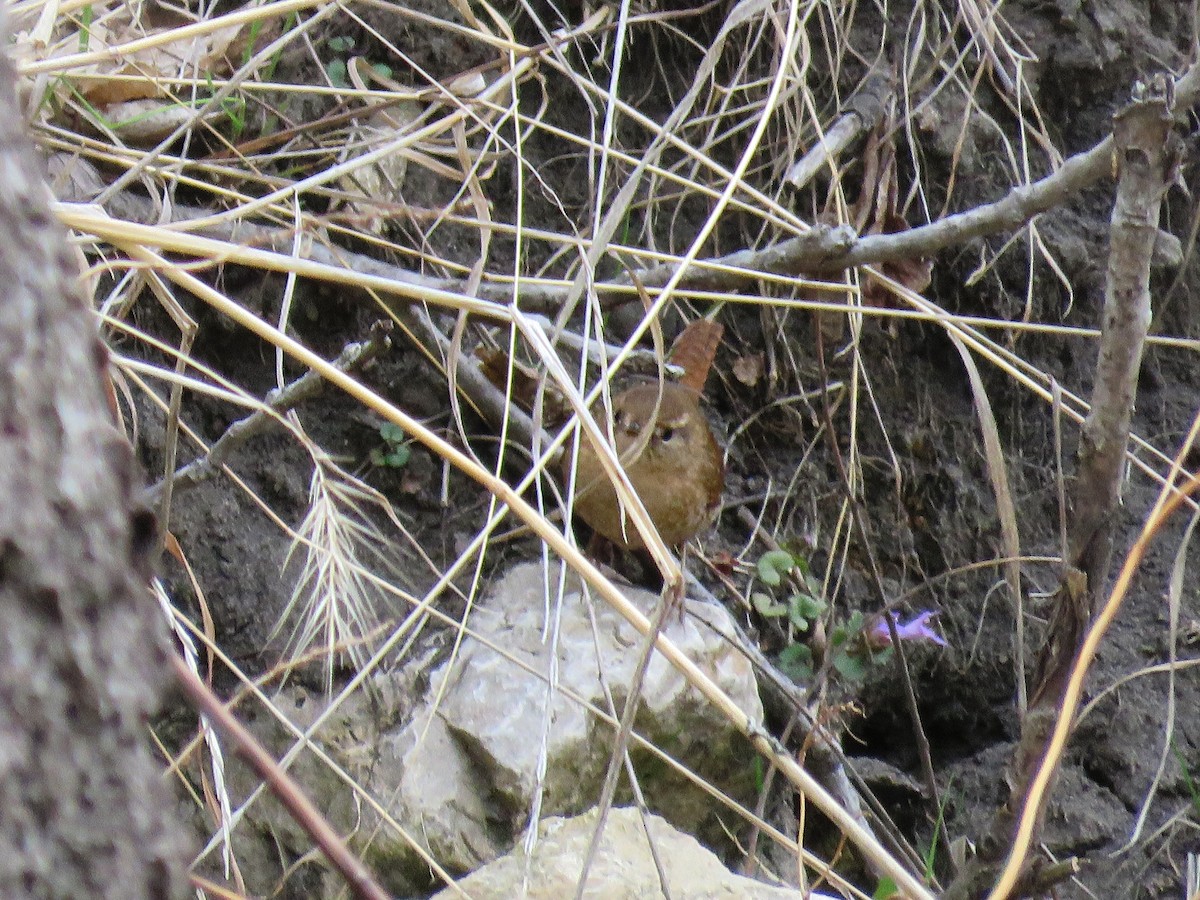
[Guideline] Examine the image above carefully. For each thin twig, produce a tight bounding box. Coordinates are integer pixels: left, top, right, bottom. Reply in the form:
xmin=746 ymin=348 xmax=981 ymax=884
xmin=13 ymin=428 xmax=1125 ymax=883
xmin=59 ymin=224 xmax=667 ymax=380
xmin=785 ymin=72 xmax=894 ymax=189
xmin=946 ymin=71 xmax=1184 ymax=900
xmin=58 ymin=53 xmax=1199 ymax=318
xmin=170 ymin=653 xmax=392 ymax=900
xmin=145 ymin=321 xmax=393 ymax=504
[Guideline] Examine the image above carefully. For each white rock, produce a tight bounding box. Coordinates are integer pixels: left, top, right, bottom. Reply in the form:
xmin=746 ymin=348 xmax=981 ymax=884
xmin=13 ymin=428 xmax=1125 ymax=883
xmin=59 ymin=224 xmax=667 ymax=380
xmin=222 ymin=561 xmax=767 ymax=894
xmin=426 ymin=561 xmax=764 ymax=845
xmin=432 ymin=806 xmax=817 ymax=899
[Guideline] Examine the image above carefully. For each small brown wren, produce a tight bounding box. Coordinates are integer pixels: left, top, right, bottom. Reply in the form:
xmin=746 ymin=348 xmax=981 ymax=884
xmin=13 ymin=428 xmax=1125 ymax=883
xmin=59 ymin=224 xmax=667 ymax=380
xmin=565 ymin=347 xmax=724 ymax=551
xmin=567 ymin=381 xmax=724 ymax=550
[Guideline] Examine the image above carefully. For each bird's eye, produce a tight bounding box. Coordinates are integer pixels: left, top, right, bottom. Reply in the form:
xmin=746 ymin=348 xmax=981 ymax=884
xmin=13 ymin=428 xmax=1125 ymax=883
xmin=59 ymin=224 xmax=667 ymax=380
xmin=659 ymin=427 xmax=676 ymax=443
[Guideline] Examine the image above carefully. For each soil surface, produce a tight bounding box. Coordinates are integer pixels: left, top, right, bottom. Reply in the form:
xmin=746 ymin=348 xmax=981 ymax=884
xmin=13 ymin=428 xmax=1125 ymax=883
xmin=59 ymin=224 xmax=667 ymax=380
xmin=128 ymin=0 xmax=1200 ymax=896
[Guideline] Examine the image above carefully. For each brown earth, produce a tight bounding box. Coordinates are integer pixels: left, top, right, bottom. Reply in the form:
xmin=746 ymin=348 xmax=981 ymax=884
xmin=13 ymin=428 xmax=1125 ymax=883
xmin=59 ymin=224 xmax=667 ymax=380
xmin=131 ymin=0 xmax=1200 ymax=896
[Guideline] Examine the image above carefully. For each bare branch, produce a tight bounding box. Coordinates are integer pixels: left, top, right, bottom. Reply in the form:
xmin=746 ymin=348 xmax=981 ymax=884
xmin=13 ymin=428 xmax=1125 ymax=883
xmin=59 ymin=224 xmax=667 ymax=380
xmin=785 ymin=72 xmax=894 ymax=190
xmin=145 ymin=321 xmax=394 ymax=504
xmin=63 ymin=53 xmax=1199 ymax=317
xmin=170 ymin=655 xmax=392 ymax=900
xmin=944 ymin=72 xmax=1184 ymax=900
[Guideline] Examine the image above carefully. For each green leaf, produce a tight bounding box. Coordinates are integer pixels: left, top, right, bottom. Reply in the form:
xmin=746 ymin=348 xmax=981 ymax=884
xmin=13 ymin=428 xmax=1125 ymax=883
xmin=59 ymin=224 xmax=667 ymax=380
xmin=873 ymin=876 xmax=898 ymax=899
xmin=244 ymin=20 xmax=264 ymax=66
xmin=757 ymin=549 xmax=794 ymax=586
xmin=327 ymin=35 xmax=355 ymax=52
xmin=793 ymin=593 xmax=826 ymax=619
xmin=832 ymin=649 xmax=867 ymax=682
xmin=326 ymin=59 xmax=348 ymax=87
xmin=830 ymin=609 xmax=864 ymax=648
xmin=221 ymin=94 xmax=246 ymax=139
xmin=372 ymin=441 xmax=411 ymax=468
xmin=79 ymin=5 xmax=94 ymax=51
xmin=752 ymin=593 xmax=787 ymax=617
xmin=371 ymin=63 xmax=394 ymax=79
xmin=778 ymin=643 xmax=813 ymax=680
xmin=380 ymin=422 xmax=406 ymax=443
xmin=787 ymin=604 xmax=810 ymax=631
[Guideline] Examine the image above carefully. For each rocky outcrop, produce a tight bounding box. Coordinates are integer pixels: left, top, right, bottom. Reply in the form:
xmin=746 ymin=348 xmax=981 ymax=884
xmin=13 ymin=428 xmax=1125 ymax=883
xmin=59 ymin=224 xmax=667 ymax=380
xmin=433 ymin=807 xmax=823 ymax=899
xmin=221 ymin=561 xmax=768 ymax=896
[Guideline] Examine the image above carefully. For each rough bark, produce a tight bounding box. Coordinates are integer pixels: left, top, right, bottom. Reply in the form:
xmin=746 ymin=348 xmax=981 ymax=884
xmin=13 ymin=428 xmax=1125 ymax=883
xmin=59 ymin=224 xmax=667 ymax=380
xmin=0 ymin=18 xmax=189 ymax=900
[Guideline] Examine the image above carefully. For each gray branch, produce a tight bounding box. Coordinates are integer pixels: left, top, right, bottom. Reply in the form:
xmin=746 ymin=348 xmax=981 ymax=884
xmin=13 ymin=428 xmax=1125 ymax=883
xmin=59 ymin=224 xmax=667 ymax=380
xmin=1068 ymin=74 xmax=1182 ymax=597
xmin=146 ymin=321 xmax=394 ymax=504
xmin=943 ymin=71 xmax=1183 ymax=900
xmin=58 ymin=56 xmax=1198 ymax=316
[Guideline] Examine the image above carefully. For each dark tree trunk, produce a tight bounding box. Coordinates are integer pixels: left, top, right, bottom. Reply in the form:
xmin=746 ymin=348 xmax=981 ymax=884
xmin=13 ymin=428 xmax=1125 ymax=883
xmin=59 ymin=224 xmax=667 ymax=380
xmin=0 ymin=17 xmax=188 ymax=900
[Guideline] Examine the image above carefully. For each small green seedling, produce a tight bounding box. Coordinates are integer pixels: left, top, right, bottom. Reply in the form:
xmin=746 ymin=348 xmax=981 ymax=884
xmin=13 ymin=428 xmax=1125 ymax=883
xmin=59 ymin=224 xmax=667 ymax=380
xmin=326 ymin=58 xmax=349 ymax=88
xmin=752 ymin=548 xmax=826 ymax=679
xmin=371 ymin=422 xmax=411 ymax=468
xmin=752 ymin=549 xmax=826 ymax=632
xmin=751 ymin=549 xmax=900 ymax=683
xmin=829 ymin=611 xmax=889 ymax=682
xmin=755 ymin=548 xmax=794 ymax=586
xmin=324 ymin=36 xmax=394 ymax=88
xmin=778 ymin=642 xmax=814 ymax=681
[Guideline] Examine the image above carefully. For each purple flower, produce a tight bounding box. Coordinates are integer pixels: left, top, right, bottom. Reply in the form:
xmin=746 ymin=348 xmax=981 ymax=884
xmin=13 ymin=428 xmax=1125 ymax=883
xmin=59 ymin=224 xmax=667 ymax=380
xmin=867 ymin=611 xmax=948 ymax=649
